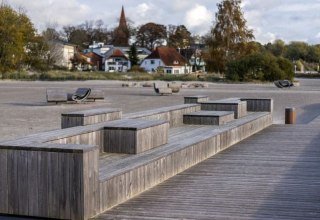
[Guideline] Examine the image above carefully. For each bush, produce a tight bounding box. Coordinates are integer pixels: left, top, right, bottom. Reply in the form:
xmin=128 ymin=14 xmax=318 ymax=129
xmin=226 ymin=52 xmax=294 ymax=82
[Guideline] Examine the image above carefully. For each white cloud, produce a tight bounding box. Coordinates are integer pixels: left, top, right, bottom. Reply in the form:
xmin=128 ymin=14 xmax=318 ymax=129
xmin=184 ymin=4 xmax=213 ymax=35
xmin=136 ymin=3 xmax=150 ymax=18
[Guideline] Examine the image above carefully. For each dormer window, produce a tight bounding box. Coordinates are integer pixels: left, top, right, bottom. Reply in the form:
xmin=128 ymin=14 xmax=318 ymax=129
xmin=173 ymin=60 xmax=179 ymax=65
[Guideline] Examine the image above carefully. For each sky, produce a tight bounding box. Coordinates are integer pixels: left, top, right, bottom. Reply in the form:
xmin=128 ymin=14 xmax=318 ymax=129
xmin=5 ymin=0 xmax=320 ymax=44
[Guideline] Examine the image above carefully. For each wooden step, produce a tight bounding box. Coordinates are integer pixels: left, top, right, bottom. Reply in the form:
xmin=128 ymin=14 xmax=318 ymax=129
xmin=183 ymin=111 xmax=234 ymax=125
xmin=200 ymin=98 xmax=247 ymax=119
xmin=61 ymin=108 xmax=122 ymax=128
xmin=104 ymin=119 xmax=169 ymax=154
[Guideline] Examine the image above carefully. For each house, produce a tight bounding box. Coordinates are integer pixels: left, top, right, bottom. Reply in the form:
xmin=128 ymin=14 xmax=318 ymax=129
xmin=104 ymin=48 xmax=131 ymax=72
xmin=48 ymin=41 xmax=75 ymax=70
xmin=140 ymin=47 xmax=192 ymax=74
xmin=84 ymin=42 xmax=151 ymax=66
xmin=179 ymin=48 xmax=207 ymax=73
xmin=72 ymin=51 xmax=103 ymax=71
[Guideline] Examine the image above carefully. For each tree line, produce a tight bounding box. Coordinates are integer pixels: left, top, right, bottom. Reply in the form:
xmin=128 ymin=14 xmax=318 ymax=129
xmin=1 ymin=1 xmax=319 ymax=82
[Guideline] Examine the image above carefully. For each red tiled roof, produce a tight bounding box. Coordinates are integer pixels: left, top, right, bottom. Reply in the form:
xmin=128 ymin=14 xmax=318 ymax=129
xmin=109 ymin=49 xmax=127 ymax=59
xmin=145 ymin=47 xmax=188 ymax=66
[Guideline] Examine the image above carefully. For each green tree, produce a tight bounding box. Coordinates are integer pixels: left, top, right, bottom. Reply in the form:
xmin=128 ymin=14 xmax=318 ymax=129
xmin=265 ymin=39 xmax=286 ymax=57
xmin=0 ymin=4 xmax=36 ymax=72
xmin=168 ymin=25 xmax=191 ymax=49
xmin=285 ymin=41 xmax=308 ymax=61
xmin=226 ymin=52 xmax=294 ymax=82
xmin=207 ymin=0 xmax=254 ymax=73
xmin=128 ymin=43 xmax=139 ymax=66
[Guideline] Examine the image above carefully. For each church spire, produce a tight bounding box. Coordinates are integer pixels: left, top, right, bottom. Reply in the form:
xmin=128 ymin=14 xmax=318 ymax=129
xmin=113 ymin=6 xmax=130 ymax=46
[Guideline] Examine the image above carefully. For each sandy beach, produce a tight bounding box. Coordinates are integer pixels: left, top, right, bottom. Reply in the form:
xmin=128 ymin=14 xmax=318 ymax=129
xmin=1 ymin=78 xmax=320 ymax=141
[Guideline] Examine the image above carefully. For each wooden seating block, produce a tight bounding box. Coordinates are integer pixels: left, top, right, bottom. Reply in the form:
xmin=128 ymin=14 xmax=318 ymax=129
xmin=87 ymin=89 xmax=105 ymax=101
xmin=240 ymin=98 xmax=273 ymax=113
xmin=104 ymin=119 xmax=169 ymax=154
xmin=61 ymin=108 xmax=122 ymax=128
xmin=200 ymin=99 xmax=247 ymax=119
xmin=46 ymin=88 xmax=67 ymax=104
xmin=184 ymin=95 xmax=209 ymax=104
xmin=158 ymin=87 xmax=172 ymax=95
xmin=183 ymin=111 xmax=234 ymax=125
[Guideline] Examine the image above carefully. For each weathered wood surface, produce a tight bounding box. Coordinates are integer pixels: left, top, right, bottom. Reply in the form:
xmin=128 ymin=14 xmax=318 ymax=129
xmin=94 ymin=124 xmax=320 ymax=220
xmin=183 ymin=111 xmax=234 ymax=125
xmin=104 ymin=119 xmax=169 ymax=154
xmin=61 ymin=108 xmax=122 ymax=129
xmin=124 ymin=104 xmax=201 ymax=128
xmin=96 ymin=112 xmax=272 ymax=214
xmin=184 ymin=95 xmax=209 ymax=104
xmin=87 ymin=89 xmax=105 ymax=101
xmin=241 ymin=98 xmax=274 ymax=112
xmin=0 ymin=144 xmax=99 ymax=220
xmin=46 ymin=88 xmax=67 ymax=104
xmin=200 ymin=99 xmax=247 ymax=119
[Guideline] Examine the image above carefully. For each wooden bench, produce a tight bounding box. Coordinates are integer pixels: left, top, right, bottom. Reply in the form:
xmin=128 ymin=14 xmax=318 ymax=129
xmin=46 ymin=88 xmax=67 ymax=104
xmin=154 ymin=82 xmax=172 ymax=95
xmin=104 ymin=119 xmax=169 ymax=154
xmin=183 ymin=111 xmax=234 ymax=125
xmin=184 ymin=95 xmax=209 ymax=104
xmin=200 ymin=98 xmax=247 ymax=119
xmin=61 ymin=108 xmax=122 ymax=128
xmin=87 ymin=89 xmax=105 ymax=101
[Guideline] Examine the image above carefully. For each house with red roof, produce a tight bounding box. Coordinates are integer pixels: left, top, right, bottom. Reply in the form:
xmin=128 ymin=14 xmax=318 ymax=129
xmin=104 ymin=48 xmax=131 ymax=72
xmin=140 ymin=47 xmax=192 ymax=74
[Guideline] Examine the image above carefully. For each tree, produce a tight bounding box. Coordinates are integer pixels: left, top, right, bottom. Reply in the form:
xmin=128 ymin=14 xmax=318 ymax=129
xmin=265 ymin=39 xmax=286 ymax=57
xmin=207 ymin=0 xmax=254 ymax=73
xmin=136 ymin=22 xmax=167 ymax=50
xmin=168 ymin=25 xmax=191 ymax=49
xmin=128 ymin=44 xmax=139 ymax=66
xmin=0 ymin=4 xmax=37 ymax=72
xmin=285 ymin=41 xmax=308 ymax=61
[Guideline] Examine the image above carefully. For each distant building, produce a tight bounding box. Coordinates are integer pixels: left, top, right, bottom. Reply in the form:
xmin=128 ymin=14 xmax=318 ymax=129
xmin=113 ymin=6 xmax=130 ymax=47
xmin=84 ymin=42 xmax=151 ymax=71
xmin=48 ymin=41 xmax=75 ymax=70
xmin=104 ymin=48 xmax=131 ymax=72
xmin=179 ymin=48 xmax=207 ymax=73
xmin=140 ymin=47 xmax=192 ymax=74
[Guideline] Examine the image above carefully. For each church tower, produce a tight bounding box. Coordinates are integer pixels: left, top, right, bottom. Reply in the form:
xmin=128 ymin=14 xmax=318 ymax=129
xmin=113 ymin=6 xmax=130 ymax=46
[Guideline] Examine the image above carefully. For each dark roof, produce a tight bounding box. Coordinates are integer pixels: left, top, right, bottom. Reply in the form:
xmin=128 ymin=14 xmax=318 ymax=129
xmin=144 ymin=47 xmax=189 ymax=66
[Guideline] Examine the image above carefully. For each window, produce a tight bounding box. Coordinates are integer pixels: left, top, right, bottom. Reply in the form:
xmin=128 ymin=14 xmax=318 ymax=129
xmin=166 ymin=69 xmax=172 ymax=74
xmin=174 ymin=69 xmax=179 ymax=74
xmin=150 ymin=60 xmax=155 ymax=64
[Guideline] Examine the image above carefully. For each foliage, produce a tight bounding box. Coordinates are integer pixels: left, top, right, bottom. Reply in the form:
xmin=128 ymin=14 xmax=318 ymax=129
xmin=0 ymin=4 xmax=38 ymax=73
xmin=265 ymin=39 xmax=286 ymax=57
xmin=128 ymin=44 xmax=139 ymax=66
xmin=285 ymin=41 xmax=308 ymax=61
xmin=167 ymin=25 xmax=191 ymax=49
xmin=225 ymin=52 xmax=294 ymax=82
xmin=207 ymin=0 xmax=254 ymax=73
xmin=136 ymin=22 xmax=167 ymax=50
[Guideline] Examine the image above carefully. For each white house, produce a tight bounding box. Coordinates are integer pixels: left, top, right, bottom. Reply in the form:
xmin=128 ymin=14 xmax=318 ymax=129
xmin=104 ymin=48 xmax=131 ymax=72
xmin=140 ymin=47 xmax=192 ymax=74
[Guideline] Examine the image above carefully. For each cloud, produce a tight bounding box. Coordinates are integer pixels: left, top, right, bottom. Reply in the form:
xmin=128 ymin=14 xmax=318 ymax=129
xmin=184 ymin=4 xmax=213 ymax=35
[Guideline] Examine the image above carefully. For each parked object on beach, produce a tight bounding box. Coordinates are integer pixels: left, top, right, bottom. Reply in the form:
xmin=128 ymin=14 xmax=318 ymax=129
xmin=46 ymin=88 xmax=68 ymax=104
xmin=274 ymin=80 xmax=293 ymax=88
xmin=71 ymin=88 xmax=91 ymax=102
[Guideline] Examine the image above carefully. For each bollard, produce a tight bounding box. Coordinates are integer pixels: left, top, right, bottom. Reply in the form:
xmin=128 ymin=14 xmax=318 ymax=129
xmin=285 ymin=107 xmax=296 ymax=124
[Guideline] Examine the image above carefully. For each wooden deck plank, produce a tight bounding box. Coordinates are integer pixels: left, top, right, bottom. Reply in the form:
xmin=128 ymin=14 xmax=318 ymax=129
xmin=94 ymin=124 xmax=320 ymax=219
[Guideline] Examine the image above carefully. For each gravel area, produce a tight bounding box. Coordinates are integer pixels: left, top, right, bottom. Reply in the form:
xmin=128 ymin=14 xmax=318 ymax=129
xmin=0 ymin=78 xmax=320 ymax=141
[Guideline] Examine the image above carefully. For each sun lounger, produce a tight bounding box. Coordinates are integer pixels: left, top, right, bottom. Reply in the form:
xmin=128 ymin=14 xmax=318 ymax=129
xmin=274 ymin=80 xmax=293 ymax=88
xmin=71 ymin=88 xmax=91 ymax=102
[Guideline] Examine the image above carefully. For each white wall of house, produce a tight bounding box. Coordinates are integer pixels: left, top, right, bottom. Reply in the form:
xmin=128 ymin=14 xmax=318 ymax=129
xmin=105 ymin=57 xmax=131 ymax=72
xmin=140 ymin=59 xmax=164 ymax=72
xmin=163 ymin=66 xmax=192 ymax=74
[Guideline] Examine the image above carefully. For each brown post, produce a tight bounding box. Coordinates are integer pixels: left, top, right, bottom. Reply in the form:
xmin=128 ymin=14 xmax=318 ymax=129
xmin=285 ymin=107 xmax=296 ymax=124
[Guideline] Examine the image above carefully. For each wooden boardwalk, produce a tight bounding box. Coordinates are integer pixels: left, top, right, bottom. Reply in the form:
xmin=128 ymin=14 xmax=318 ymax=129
xmin=94 ymin=124 xmax=320 ymax=220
